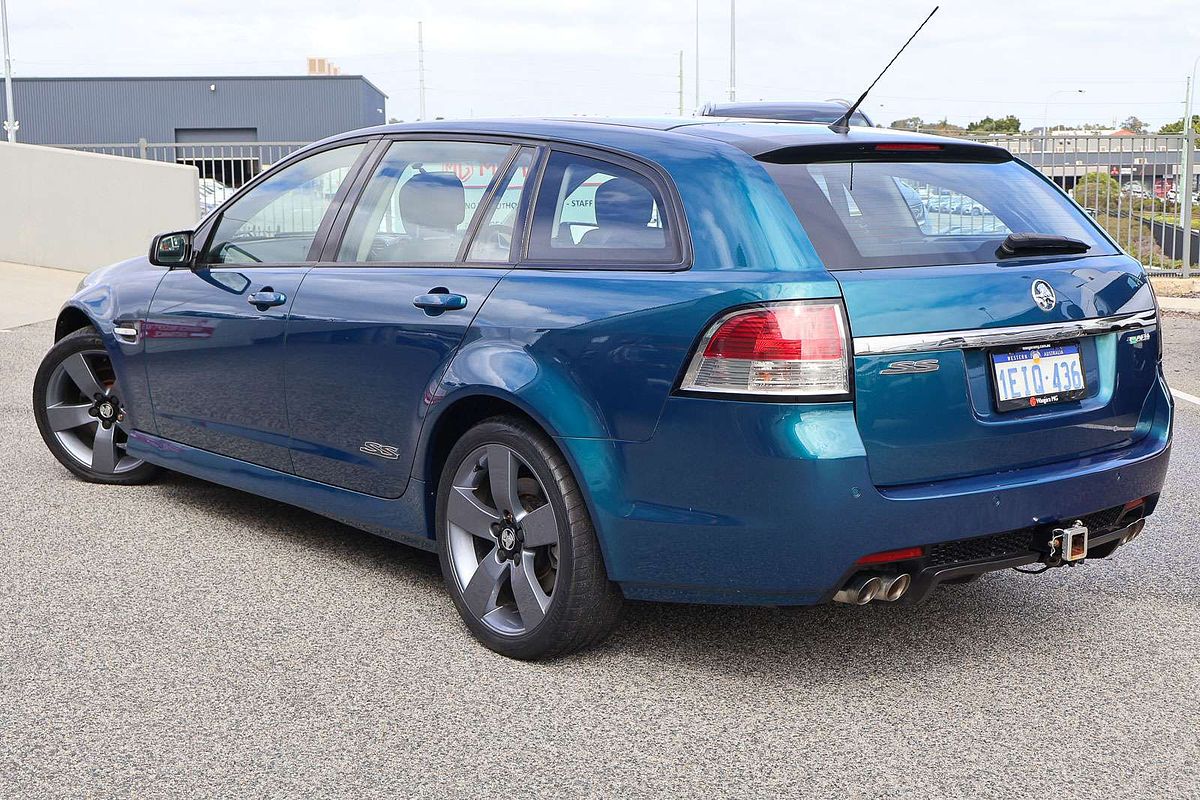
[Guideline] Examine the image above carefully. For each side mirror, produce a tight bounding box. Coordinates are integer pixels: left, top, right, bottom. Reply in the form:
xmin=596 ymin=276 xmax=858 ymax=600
xmin=149 ymin=230 xmax=194 ymax=267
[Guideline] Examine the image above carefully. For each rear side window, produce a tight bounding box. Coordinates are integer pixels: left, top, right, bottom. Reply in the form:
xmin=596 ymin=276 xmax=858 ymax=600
xmin=527 ymin=151 xmax=679 ymax=264
xmin=760 ymin=159 xmax=1116 ymax=269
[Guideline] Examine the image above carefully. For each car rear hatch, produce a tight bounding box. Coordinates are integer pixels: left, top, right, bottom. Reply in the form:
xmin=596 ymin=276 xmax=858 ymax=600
xmin=757 ymin=137 xmax=1160 ymax=487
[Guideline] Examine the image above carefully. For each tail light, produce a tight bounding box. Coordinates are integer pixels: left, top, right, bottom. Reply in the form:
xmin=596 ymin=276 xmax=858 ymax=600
xmin=679 ymin=300 xmax=851 ymax=398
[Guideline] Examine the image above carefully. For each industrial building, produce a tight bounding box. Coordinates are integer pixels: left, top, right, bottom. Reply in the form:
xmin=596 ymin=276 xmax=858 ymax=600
xmin=0 ymin=75 xmax=387 ymax=146
xmin=0 ymin=75 xmax=387 ymax=186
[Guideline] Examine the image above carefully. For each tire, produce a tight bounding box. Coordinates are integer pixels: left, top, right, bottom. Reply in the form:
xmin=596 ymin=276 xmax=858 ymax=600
xmin=32 ymin=328 xmax=162 ymax=485
xmin=436 ymin=416 xmax=623 ymax=660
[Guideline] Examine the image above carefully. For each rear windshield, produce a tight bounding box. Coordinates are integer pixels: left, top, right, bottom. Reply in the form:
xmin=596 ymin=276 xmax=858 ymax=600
xmin=760 ymin=159 xmax=1117 ymax=269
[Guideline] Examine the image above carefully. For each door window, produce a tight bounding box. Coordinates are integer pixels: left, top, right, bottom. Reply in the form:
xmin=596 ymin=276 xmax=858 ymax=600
xmin=336 ymin=140 xmax=513 ymax=263
xmin=201 ymin=144 xmax=366 ymax=265
xmin=526 ymin=151 xmax=679 ymax=264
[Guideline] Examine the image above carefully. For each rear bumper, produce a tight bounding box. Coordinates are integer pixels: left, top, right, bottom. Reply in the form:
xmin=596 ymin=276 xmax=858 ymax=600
xmin=887 ymin=499 xmax=1153 ymax=604
xmin=559 ymin=374 xmax=1172 ymax=605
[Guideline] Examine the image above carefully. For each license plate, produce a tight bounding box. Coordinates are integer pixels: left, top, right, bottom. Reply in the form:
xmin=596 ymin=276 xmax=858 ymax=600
xmin=990 ymin=342 xmax=1086 ymax=412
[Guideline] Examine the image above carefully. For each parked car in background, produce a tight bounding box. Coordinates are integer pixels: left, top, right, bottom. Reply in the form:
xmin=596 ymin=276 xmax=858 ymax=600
xmin=1121 ymin=182 xmax=1149 ymax=198
xmin=699 ymin=100 xmax=874 ymax=127
xmin=926 ymin=193 xmax=952 ymax=212
xmin=953 ymin=197 xmax=986 ymax=216
xmin=1162 ymin=188 xmax=1199 ymax=206
xmin=34 ymin=118 xmax=1170 ymax=660
xmin=895 ymin=180 xmax=927 ymax=225
xmin=926 ymin=193 xmax=984 ymax=216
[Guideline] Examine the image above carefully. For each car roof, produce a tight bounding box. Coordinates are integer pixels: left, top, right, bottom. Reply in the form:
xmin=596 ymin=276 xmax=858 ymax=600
xmin=319 ymin=117 xmax=1008 ymax=163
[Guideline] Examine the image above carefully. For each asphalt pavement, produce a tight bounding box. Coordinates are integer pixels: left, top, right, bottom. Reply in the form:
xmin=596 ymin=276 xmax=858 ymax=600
xmin=3 ymin=316 xmax=1199 ymax=799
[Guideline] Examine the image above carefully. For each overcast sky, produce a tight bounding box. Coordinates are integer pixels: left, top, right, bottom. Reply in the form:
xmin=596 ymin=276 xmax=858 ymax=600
xmin=6 ymin=0 xmax=1199 ymax=129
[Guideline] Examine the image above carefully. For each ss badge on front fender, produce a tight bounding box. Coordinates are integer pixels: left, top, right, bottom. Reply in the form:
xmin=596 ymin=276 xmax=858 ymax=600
xmin=880 ymin=359 xmax=940 ymax=375
xmin=360 ymin=441 xmax=401 ymax=460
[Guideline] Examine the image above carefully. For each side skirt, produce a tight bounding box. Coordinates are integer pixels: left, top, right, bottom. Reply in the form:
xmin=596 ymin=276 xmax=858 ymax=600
xmin=126 ymin=430 xmax=436 ymax=552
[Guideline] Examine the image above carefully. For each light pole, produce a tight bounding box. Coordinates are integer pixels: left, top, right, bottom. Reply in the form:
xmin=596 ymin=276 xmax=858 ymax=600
xmin=694 ymin=0 xmax=700 ymax=109
xmin=1179 ymin=55 xmax=1199 ymax=277
xmin=1041 ymin=89 xmax=1083 ymax=198
xmin=678 ymin=50 xmax=684 ymax=116
xmin=728 ymin=0 xmax=735 ymax=102
xmin=417 ymin=21 xmax=426 ymax=121
xmin=1 ymin=0 xmax=16 ymax=143
xmin=1041 ymin=88 xmax=1084 ymax=137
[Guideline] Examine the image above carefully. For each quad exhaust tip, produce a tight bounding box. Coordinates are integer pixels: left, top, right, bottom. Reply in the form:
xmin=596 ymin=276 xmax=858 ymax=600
xmin=833 ymin=572 xmax=910 ymax=605
xmin=833 ymin=574 xmax=883 ymax=605
xmin=879 ymin=573 xmax=911 ymax=602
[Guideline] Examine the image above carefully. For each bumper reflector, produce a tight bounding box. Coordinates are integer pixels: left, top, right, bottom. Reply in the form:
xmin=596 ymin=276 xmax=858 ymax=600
xmin=856 ymin=546 xmax=924 ymax=566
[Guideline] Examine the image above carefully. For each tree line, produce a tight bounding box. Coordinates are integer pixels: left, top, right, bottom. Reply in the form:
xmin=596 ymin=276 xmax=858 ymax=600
xmin=888 ymin=115 xmax=1200 ymax=135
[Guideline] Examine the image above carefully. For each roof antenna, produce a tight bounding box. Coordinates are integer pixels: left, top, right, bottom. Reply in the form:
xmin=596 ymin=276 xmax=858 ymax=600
xmin=829 ymin=6 xmax=939 ymax=134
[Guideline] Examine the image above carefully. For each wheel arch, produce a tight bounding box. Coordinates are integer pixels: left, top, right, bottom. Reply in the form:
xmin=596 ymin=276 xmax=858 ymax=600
xmin=416 ymin=388 xmax=618 ymax=573
xmin=419 ymin=389 xmax=560 ymax=530
xmin=420 ymin=389 xmax=556 ymax=480
xmin=54 ymin=305 xmax=97 ymax=341
xmin=51 ymin=302 xmax=159 ymax=436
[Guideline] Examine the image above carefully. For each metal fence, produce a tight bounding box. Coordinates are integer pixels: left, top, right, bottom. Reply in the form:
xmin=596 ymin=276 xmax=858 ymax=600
xmin=967 ymin=133 xmax=1197 ymax=277
xmin=54 ymin=140 xmax=311 ymax=222
xmin=53 ymin=139 xmax=310 ymax=188
xmin=55 ymin=133 xmax=1199 ymax=276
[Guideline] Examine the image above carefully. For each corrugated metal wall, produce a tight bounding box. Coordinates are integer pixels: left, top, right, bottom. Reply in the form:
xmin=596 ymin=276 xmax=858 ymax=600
xmin=0 ymin=76 xmax=386 ymax=145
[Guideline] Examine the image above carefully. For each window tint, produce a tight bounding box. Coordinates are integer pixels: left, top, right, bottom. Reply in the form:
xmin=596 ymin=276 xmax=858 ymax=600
xmin=527 ymin=151 xmax=678 ymax=263
xmin=202 ymin=144 xmax=365 ymax=265
xmin=337 ymin=140 xmax=512 ymax=263
xmin=761 ymin=159 xmax=1116 ymax=270
xmin=466 ymin=148 xmax=535 ymax=262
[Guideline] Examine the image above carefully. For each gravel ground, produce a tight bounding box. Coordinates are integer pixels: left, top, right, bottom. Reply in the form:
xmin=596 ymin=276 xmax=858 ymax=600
xmin=2 ymin=319 xmax=1199 ymax=799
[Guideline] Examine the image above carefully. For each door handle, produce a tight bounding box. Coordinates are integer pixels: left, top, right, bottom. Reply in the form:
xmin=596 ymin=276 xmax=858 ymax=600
xmin=413 ymin=291 xmax=468 ymax=314
xmin=247 ymin=289 xmax=287 ymax=310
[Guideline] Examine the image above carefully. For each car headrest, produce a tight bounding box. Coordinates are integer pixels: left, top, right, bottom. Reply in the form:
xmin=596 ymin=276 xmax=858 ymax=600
xmin=399 ymin=171 xmax=465 ymax=231
xmin=593 ymin=177 xmax=655 ymax=228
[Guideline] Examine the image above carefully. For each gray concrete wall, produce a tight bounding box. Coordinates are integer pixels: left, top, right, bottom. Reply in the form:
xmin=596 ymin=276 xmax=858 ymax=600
xmin=0 ymin=142 xmax=199 ymax=272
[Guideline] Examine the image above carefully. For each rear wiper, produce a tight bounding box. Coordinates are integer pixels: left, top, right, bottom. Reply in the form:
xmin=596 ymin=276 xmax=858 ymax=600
xmin=997 ymin=232 xmax=1091 ymax=258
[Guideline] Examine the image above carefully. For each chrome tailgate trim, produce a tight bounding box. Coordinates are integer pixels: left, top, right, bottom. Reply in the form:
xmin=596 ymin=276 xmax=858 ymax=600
xmin=852 ymin=309 xmax=1157 ymax=356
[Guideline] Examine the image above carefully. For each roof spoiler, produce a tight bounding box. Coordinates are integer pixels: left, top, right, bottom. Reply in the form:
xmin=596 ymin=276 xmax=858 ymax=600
xmin=754 ymin=141 xmax=1013 ymax=164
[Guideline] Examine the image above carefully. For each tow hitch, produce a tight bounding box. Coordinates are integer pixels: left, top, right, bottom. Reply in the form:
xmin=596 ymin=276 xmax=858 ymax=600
xmin=1049 ymin=521 xmax=1089 ymax=565
xmin=1024 ymin=513 xmax=1146 ymax=573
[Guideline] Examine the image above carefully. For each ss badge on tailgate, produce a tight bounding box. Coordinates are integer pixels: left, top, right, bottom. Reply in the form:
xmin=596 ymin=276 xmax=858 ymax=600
xmin=360 ymin=441 xmax=401 ymax=460
xmin=880 ymin=359 xmax=940 ymax=375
